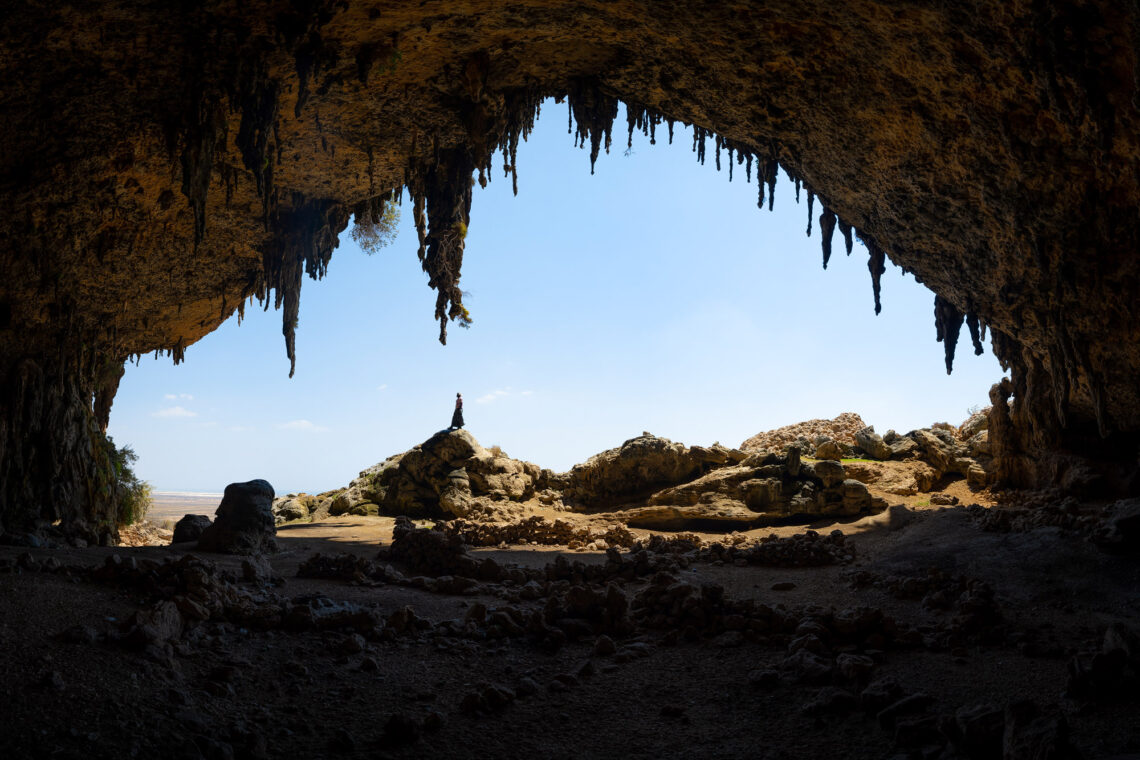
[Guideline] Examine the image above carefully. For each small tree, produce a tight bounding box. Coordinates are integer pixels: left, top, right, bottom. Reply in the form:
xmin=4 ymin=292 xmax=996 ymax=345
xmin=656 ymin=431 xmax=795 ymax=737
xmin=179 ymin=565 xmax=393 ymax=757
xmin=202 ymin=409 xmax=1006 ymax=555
xmin=105 ymin=437 xmax=153 ymax=526
xmin=351 ymin=203 xmax=400 ymax=255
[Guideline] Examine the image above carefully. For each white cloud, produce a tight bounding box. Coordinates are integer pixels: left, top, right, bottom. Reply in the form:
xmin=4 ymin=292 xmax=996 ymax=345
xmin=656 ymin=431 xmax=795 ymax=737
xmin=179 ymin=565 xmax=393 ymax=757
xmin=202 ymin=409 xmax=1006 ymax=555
xmin=152 ymin=406 xmax=197 ymax=418
xmin=476 ymin=388 xmax=535 ymax=404
xmin=278 ymin=419 xmax=329 ymax=433
xmin=164 ymin=393 xmax=194 ymax=401
xmin=196 ymin=421 xmax=218 ymax=428
xmin=376 ymin=384 xmax=388 ymax=392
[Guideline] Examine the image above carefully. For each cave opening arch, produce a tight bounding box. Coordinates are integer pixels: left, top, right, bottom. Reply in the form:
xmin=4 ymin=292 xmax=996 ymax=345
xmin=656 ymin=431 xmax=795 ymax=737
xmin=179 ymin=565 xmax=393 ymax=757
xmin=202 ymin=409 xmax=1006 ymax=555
xmin=1 ymin=0 xmax=1138 ymax=540
xmin=107 ymin=100 xmax=1003 ymax=497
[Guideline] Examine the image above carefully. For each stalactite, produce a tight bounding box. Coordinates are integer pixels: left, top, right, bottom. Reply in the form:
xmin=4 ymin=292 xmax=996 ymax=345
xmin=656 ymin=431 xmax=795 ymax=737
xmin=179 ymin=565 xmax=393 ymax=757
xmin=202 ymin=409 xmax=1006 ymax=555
xmin=179 ymin=97 xmax=225 ymax=245
xmin=404 ymin=147 xmax=476 ymax=344
xmin=727 ymin=145 xmax=734 ymax=181
xmin=714 ymin=135 xmax=722 ymax=171
xmin=819 ymin=208 xmax=837 ymax=270
xmin=764 ymin=158 xmax=778 ymax=211
xmin=805 ymin=190 xmax=815 ymax=237
xmin=492 ymin=88 xmax=543 ymax=196
xmin=838 ymin=220 xmax=853 ymax=255
xmin=745 ymin=153 xmax=752 ymax=183
xmin=933 ymin=294 xmax=965 ymax=374
xmin=964 ymin=312 xmax=985 ymax=356
xmin=258 ymin=196 xmax=350 ymax=375
xmin=566 ymin=80 xmax=619 ymax=174
xmin=794 ymin=176 xmax=801 ymax=203
xmin=866 ymin=240 xmax=886 ymax=316
xmin=233 ymin=57 xmax=280 ymax=226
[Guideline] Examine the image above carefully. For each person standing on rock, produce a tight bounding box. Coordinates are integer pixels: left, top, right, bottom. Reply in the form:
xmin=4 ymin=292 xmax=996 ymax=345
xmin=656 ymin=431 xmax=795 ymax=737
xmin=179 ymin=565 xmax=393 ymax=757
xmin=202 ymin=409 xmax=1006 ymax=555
xmin=450 ymin=393 xmax=464 ymax=429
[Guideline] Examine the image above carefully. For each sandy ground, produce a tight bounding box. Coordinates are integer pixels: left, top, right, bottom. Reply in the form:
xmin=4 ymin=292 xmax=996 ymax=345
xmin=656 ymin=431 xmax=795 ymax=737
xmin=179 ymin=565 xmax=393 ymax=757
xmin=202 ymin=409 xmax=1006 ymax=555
xmin=2 ymin=486 xmax=1139 ymax=759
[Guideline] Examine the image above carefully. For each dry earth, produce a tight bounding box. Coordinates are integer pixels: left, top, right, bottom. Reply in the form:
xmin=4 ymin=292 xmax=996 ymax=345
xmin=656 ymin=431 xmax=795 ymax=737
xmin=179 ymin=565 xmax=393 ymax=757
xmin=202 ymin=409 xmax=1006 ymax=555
xmin=2 ymin=484 xmax=1139 ymax=760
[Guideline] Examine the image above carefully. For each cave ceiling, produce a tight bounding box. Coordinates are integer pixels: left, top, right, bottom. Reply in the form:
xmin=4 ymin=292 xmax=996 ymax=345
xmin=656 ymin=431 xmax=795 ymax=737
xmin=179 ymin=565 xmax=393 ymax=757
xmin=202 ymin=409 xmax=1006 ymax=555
xmin=1 ymin=0 xmax=1138 ymax=440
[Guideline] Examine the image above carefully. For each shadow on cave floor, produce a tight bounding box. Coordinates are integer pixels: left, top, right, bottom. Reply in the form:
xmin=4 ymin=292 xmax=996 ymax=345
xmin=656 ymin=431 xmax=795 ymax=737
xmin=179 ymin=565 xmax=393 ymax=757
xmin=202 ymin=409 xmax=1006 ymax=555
xmin=2 ymin=505 xmax=1139 ymax=758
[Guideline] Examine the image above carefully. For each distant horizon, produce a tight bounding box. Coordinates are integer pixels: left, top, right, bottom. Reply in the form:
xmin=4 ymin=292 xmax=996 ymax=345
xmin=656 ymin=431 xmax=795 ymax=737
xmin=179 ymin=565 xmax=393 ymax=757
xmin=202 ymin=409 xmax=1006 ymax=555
xmin=108 ymin=99 xmax=1003 ymax=495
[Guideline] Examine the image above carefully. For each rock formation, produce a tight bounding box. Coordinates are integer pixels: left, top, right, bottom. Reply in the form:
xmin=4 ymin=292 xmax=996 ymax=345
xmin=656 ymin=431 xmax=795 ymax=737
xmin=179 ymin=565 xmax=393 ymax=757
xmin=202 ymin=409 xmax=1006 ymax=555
xmin=3 ymin=1 xmax=1140 ymax=535
xmin=197 ymin=480 xmax=278 ymax=555
xmin=284 ymin=428 xmax=896 ymax=530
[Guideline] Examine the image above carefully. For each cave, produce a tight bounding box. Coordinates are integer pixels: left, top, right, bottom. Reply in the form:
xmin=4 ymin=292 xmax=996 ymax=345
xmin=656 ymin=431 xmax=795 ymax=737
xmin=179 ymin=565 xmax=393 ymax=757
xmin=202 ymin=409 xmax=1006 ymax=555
xmin=1 ymin=0 xmax=1138 ymax=540
xmin=1 ymin=2 xmax=1139 ymax=756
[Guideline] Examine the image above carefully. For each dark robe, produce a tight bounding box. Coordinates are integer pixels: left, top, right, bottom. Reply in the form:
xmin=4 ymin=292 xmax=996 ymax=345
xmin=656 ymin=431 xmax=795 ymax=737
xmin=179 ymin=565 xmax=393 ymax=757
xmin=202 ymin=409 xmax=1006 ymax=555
xmin=451 ymin=402 xmax=464 ymax=429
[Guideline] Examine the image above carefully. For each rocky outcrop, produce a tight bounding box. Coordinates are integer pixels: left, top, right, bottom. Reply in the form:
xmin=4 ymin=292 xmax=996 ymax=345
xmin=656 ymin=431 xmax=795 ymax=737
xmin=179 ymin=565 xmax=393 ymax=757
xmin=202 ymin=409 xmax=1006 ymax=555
xmin=314 ymin=430 xmax=547 ymax=520
xmin=589 ymin=450 xmax=884 ymax=529
xmin=271 ymin=494 xmax=315 ymax=524
xmin=197 ymin=480 xmax=278 ymax=555
xmin=854 ymin=427 xmax=893 ymax=461
xmin=560 ymin=434 xmax=745 ymax=510
xmin=742 ymin=414 xmax=867 ymax=454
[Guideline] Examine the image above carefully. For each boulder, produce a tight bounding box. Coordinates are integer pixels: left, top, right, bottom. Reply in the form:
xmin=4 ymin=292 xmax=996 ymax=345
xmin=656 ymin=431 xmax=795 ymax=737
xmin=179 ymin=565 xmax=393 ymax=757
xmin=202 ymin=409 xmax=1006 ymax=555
xmin=855 ymin=426 xmax=893 ymax=460
xmin=967 ymin=464 xmax=988 ymax=489
xmin=889 ymin=437 xmax=919 ymax=460
xmin=877 ymin=461 xmax=938 ymax=495
xmin=912 ymin=429 xmax=954 ymax=473
xmin=967 ymin=430 xmax=991 ymax=457
xmin=196 ymin=480 xmax=278 ymax=555
xmin=171 ymin=514 xmax=212 ymax=543
xmin=813 ymin=460 xmax=847 ymax=489
xmin=842 ymin=461 xmax=883 ymax=485
xmin=272 ymin=494 xmax=313 ymax=524
xmin=958 ymin=408 xmax=990 ymax=441
xmin=841 ymin=479 xmax=873 ymax=513
xmin=814 ymin=440 xmax=844 ymax=460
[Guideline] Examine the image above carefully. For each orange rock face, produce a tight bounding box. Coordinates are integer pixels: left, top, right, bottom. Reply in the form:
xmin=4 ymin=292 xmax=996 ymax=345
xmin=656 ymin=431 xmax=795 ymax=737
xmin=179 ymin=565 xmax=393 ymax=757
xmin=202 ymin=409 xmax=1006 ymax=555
xmin=1 ymin=1 xmax=1139 ymax=532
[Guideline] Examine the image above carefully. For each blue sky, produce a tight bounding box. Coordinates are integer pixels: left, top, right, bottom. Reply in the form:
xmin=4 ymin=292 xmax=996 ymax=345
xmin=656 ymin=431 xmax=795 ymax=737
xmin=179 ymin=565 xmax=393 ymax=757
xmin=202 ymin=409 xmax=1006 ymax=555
xmin=107 ymin=102 xmax=1004 ymax=494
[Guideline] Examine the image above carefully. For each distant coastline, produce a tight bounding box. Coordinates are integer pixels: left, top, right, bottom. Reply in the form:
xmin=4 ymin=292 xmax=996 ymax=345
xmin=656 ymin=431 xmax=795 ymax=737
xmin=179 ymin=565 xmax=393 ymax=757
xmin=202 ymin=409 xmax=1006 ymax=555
xmin=147 ymin=491 xmax=223 ymax=523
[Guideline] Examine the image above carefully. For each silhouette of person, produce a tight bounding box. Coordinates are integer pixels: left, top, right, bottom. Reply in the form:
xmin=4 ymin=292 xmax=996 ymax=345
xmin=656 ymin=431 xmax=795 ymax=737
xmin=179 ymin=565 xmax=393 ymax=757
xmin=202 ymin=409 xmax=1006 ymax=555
xmin=451 ymin=393 xmax=464 ymax=429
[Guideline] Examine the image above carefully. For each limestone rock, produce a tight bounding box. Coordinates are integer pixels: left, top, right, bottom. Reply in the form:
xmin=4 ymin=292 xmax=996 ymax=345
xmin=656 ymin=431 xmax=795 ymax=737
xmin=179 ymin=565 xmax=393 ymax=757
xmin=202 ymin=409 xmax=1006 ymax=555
xmin=841 ymin=479 xmax=873 ymax=513
xmin=855 ymin=426 xmax=893 ymax=460
xmin=912 ymin=429 xmax=954 ymax=474
xmin=814 ymin=440 xmax=844 ymax=460
xmin=171 ymin=514 xmax=212 ymax=544
xmin=813 ymin=460 xmax=847 ymax=489
xmin=742 ymin=414 xmax=866 ymax=453
xmin=958 ymin=409 xmax=990 ymax=441
xmin=967 ymin=464 xmax=988 ymax=489
xmin=889 ymin=438 xmax=920 ymax=460
xmin=272 ymin=494 xmax=313 ymax=524
xmin=561 ymin=434 xmax=715 ymax=509
xmin=967 ymin=430 xmax=991 ymax=457
xmin=197 ymin=480 xmax=278 ymax=555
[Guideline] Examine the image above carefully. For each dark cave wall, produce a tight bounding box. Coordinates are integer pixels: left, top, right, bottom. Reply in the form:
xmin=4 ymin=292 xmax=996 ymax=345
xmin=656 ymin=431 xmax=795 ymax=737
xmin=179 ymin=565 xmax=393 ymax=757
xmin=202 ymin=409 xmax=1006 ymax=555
xmin=1 ymin=0 xmax=1138 ymax=531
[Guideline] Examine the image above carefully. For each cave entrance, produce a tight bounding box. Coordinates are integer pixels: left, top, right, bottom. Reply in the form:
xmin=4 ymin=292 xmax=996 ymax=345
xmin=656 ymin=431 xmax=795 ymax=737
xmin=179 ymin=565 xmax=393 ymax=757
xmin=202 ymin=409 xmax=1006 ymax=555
xmin=106 ymin=100 xmax=1002 ymax=501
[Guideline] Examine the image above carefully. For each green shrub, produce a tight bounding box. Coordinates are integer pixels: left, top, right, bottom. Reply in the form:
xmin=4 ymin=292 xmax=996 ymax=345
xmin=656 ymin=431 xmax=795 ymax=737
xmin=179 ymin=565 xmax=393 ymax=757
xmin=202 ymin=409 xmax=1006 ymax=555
xmin=105 ymin=438 xmax=153 ymax=526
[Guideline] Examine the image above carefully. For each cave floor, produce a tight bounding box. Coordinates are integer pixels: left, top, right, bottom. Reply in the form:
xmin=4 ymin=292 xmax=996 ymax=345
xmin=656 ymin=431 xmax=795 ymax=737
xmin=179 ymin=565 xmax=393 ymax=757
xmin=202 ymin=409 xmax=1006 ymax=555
xmin=2 ymin=499 xmax=1139 ymax=759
